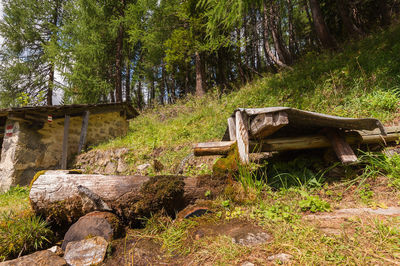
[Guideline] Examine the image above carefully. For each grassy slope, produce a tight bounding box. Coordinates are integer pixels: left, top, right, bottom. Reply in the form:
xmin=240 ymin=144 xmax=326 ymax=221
xmin=98 ymin=24 xmax=400 ymax=173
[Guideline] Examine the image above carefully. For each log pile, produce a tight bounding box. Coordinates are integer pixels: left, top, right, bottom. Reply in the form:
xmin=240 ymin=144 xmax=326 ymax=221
xmin=194 ymin=108 xmax=400 ymax=164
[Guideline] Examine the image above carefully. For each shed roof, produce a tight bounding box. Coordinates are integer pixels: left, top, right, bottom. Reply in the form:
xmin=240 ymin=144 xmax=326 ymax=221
xmin=0 ymin=102 xmax=138 ymax=122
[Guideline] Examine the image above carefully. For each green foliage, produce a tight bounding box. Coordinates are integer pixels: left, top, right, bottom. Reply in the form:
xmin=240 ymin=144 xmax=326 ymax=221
xmin=251 ymin=201 xmax=299 ymax=223
xmin=0 ymin=186 xmax=30 ymax=213
xmin=0 ymin=211 xmax=53 ymax=260
xmin=0 ymin=0 xmax=63 ymax=107
xmin=358 ymin=184 xmax=374 ymax=204
xmin=298 ymin=195 xmax=331 ymax=213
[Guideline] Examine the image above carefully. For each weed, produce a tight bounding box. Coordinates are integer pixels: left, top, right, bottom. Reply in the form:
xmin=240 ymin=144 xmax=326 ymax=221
xmin=0 ymin=210 xmax=53 ymax=260
xmin=298 ymin=195 xmax=331 ymax=213
xmin=236 ymin=163 xmax=267 ymax=194
xmin=358 ymin=184 xmax=374 ymax=204
xmin=251 ymin=201 xmax=299 ymax=223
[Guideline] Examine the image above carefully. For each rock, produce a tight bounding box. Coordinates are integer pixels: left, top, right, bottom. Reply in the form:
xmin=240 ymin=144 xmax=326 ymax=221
xmin=116 ymin=158 xmax=128 ymax=173
xmin=104 ymin=161 xmax=116 ymax=174
xmin=241 ymin=262 xmax=255 ymax=266
xmin=61 ymin=211 xmax=123 ymax=250
xmin=64 ymin=236 xmax=108 ymax=266
xmin=47 ymin=246 xmax=64 ymax=257
xmin=137 ymin=163 xmax=151 ymax=173
xmin=267 ymin=253 xmax=293 ymax=262
xmin=0 ymin=250 xmax=67 ymax=266
xmin=153 ymin=159 xmax=164 ymax=172
xmin=232 ymin=231 xmax=271 ymax=246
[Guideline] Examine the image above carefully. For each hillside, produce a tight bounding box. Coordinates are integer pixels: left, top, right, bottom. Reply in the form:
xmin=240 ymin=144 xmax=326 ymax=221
xmin=2 ymin=23 xmax=400 ymax=265
xmin=83 ymin=23 xmax=400 ymax=175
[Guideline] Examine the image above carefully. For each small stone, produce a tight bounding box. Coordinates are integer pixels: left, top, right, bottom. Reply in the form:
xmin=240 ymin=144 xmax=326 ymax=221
xmin=267 ymin=253 xmax=293 ymax=262
xmin=241 ymin=262 xmax=255 ymax=266
xmin=137 ymin=163 xmax=151 ymax=173
xmin=104 ymin=161 xmax=116 ymax=174
xmin=48 ymin=246 xmax=64 ymax=257
xmin=117 ymin=158 xmax=128 ymax=173
xmin=0 ymin=250 xmax=67 ymax=266
xmin=62 ymin=211 xmax=123 ymax=250
xmin=64 ymin=236 xmax=108 ymax=266
xmin=232 ymin=231 xmax=271 ymax=246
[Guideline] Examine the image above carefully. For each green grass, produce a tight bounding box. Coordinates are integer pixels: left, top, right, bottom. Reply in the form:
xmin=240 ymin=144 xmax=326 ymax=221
xmin=0 ymin=186 xmax=52 ymax=261
xmin=95 ymin=24 xmax=400 ymax=174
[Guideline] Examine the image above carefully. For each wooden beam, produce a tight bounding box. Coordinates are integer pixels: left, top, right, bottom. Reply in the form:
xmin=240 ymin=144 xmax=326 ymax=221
xmin=77 ymin=111 xmax=90 ymax=154
xmin=61 ymin=115 xmax=70 ymax=170
xmin=325 ymin=129 xmax=358 ymax=164
xmin=7 ymin=114 xmax=32 ymax=124
xmin=250 ymin=112 xmax=289 ymax=139
xmin=227 ymin=117 xmax=236 ymax=141
xmin=193 ymin=141 xmax=236 ymax=156
xmin=236 ymin=111 xmax=249 ymax=164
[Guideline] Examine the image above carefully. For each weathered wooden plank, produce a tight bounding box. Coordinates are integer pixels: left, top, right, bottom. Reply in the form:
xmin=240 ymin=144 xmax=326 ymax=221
xmin=61 ymin=115 xmax=70 ymax=170
xmin=250 ymin=111 xmax=289 ymax=138
xmin=193 ymin=141 xmax=236 ymax=156
xmin=236 ymin=111 xmax=249 ymax=164
xmin=325 ymin=129 xmax=358 ymax=164
xmin=227 ymin=117 xmax=236 ymax=141
xmin=77 ymin=111 xmax=90 ymax=154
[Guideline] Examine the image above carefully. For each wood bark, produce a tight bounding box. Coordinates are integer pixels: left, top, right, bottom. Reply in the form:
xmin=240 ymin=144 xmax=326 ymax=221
xmin=227 ymin=117 xmax=236 ymax=141
xmin=309 ymin=0 xmax=337 ymax=49
xmin=30 ymin=171 xmax=227 ymax=229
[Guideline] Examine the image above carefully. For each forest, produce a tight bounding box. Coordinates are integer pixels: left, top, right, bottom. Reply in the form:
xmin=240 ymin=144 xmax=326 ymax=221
xmin=0 ymin=0 xmax=398 ymax=108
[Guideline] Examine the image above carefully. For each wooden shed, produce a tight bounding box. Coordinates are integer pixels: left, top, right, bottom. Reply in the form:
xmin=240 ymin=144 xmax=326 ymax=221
xmin=0 ymin=103 xmax=137 ymax=192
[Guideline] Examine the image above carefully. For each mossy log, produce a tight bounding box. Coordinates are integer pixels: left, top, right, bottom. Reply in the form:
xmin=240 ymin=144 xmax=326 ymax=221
xmin=29 ymin=170 xmax=225 ymax=229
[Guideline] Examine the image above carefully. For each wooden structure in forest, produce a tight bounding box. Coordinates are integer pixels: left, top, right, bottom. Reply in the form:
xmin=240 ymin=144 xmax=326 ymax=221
xmin=194 ymin=107 xmax=398 ymax=164
xmin=0 ymin=103 xmax=137 ymax=192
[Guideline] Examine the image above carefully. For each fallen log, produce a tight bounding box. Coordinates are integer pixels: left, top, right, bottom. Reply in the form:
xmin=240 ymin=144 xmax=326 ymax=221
xmin=29 ymin=171 xmax=226 ymax=229
xmin=194 ymin=126 xmax=400 ymax=156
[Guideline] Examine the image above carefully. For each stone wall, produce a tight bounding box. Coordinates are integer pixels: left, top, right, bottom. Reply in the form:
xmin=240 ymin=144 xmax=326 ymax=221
xmin=0 ymin=111 xmax=128 ymax=192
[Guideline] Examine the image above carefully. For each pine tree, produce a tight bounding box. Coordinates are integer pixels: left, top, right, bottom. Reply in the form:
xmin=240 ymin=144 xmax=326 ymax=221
xmin=0 ymin=0 xmax=64 ymax=107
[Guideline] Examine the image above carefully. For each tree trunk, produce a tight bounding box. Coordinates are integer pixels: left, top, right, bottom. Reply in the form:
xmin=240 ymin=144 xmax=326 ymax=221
xmin=378 ymin=0 xmax=391 ymax=27
xmin=262 ymin=2 xmax=290 ymax=69
xmin=114 ymin=0 xmax=125 ymax=103
xmin=309 ymin=0 xmax=337 ymax=49
xmin=29 ymin=171 xmax=226 ymax=229
xmin=336 ymin=0 xmax=363 ymax=37
xmin=125 ymin=59 xmax=131 ymax=103
xmin=195 ymin=51 xmax=206 ymax=97
xmin=268 ymin=3 xmax=292 ymax=64
xmin=47 ymin=64 xmax=54 ymax=106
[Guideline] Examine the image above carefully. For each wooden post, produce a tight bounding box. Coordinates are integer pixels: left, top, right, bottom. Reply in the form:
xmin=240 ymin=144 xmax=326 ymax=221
xmin=61 ymin=115 xmax=70 ymax=170
xmin=227 ymin=117 xmax=236 ymax=141
xmin=325 ymin=129 xmax=358 ymax=164
xmin=235 ymin=111 xmax=249 ymax=164
xmin=77 ymin=111 xmax=90 ymax=154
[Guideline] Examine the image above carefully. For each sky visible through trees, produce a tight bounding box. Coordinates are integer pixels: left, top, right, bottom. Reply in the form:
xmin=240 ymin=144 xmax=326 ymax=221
xmin=0 ymin=0 xmax=398 ymax=108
